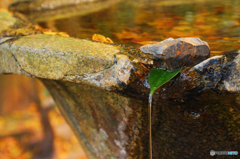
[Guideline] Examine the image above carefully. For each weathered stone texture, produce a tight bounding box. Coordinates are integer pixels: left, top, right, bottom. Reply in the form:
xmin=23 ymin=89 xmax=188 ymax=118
xmin=0 ymin=34 xmax=152 ymax=91
xmin=42 ymin=80 xmax=149 ymax=159
xmin=140 ymin=37 xmax=210 ymax=70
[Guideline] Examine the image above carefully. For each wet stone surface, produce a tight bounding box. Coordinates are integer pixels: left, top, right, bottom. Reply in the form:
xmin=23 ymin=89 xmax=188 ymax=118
xmin=42 ymin=80 xmax=149 ymax=159
xmin=152 ymin=91 xmax=240 ymax=159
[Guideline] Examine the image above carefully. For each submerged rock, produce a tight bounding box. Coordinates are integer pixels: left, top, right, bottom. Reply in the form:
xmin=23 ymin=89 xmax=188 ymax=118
xmin=140 ymin=37 xmax=210 ymax=70
xmin=9 ymin=0 xmax=98 ymax=12
xmin=8 ymin=0 xmax=122 ymax=22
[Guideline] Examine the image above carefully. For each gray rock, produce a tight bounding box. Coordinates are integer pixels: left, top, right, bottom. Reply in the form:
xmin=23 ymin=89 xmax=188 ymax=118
xmin=140 ymin=37 xmax=174 ymax=56
xmin=140 ymin=37 xmax=210 ymax=69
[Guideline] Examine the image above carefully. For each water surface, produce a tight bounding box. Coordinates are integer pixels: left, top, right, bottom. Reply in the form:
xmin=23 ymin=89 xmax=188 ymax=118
xmin=39 ymin=0 xmax=240 ymax=54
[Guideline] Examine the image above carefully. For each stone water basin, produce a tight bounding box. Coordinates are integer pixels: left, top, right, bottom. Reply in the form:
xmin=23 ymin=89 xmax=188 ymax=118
xmin=1 ymin=0 xmax=240 ymax=158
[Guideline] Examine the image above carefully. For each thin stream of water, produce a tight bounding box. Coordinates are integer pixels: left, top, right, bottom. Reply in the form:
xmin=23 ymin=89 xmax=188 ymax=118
xmin=148 ymin=95 xmax=152 ymax=159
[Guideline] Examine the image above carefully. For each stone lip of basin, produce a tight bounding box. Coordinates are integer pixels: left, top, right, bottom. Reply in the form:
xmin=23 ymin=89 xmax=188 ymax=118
xmin=1 ymin=11 xmax=240 ymax=159
xmin=1 ymin=30 xmax=240 ymax=101
xmin=0 ymin=32 xmax=226 ymax=100
xmin=0 ymin=33 xmax=153 ymax=91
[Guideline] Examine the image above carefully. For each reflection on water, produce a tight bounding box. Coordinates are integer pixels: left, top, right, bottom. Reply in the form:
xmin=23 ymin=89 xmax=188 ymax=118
xmin=39 ymin=0 xmax=240 ymax=54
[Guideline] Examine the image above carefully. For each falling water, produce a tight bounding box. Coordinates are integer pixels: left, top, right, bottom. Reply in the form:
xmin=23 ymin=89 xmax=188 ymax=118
xmin=148 ymin=95 xmax=152 ymax=159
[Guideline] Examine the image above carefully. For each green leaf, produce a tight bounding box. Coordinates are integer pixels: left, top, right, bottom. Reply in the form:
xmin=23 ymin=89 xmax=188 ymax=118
xmin=148 ymin=68 xmax=182 ymax=96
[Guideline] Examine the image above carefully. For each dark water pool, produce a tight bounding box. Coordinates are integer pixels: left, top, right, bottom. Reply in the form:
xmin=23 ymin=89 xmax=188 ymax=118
xmin=39 ymin=0 xmax=240 ymax=54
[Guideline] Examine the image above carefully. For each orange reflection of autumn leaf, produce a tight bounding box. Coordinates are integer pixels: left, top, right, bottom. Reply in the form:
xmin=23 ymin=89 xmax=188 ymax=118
xmin=0 ymin=137 xmax=33 ymax=159
xmin=146 ymin=18 xmax=176 ymax=29
xmin=223 ymin=37 xmax=240 ymax=41
xmin=114 ymin=30 xmax=139 ymax=40
xmin=92 ymin=34 xmax=113 ymax=43
xmin=114 ymin=30 xmax=152 ymax=44
xmin=168 ymin=30 xmax=195 ymax=38
xmin=194 ymin=25 xmax=213 ymax=30
xmin=207 ymin=36 xmax=220 ymax=40
xmin=172 ymin=25 xmax=192 ymax=31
